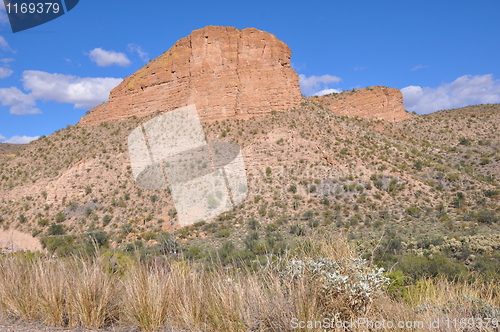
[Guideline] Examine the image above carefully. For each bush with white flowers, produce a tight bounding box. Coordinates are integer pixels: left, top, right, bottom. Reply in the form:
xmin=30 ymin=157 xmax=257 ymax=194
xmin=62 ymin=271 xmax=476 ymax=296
xmin=282 ymin=257 xmax=389 ymax=318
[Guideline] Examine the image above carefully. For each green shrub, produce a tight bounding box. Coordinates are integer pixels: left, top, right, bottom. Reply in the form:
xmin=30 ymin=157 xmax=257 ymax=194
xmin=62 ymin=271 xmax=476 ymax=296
xmin=40 ymin=236 xmax=75 ymax=256
xmin=290 ymin=223 xmax=306 ymax=236
xmin=102 ymin=215 xmax=112 ymax=227
xmin=398 ymin=253 xmax=467 ymax=280
xmin=406 ymin=206 xmax=422 ymax=218
xmin=157 ymin=232 xmax=177 ymax=255
xmin=484 ymin=189 xmax=499 ymax=198
xmin=247 ymin=218 xmax=260 ymax=230
xmin=216 ymin=229 xmax=231 ymax=238
xmin=47 ymin=223 xmax=65 ymax=236
xmin=55 ymin=212 xmax=66 ymax=223
xmin=459 ymin=137 xmax=472 ymax=145
xmin=475 ymin=209 xmax=499 ymax=224
xmin=86 ymin=230 xmax=109 ymax=248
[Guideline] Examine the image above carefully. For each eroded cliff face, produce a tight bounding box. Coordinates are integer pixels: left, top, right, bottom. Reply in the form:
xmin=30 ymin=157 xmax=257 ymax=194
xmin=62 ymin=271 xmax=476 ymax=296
xmin=79 ymin=26 xmax=302 ymax=126
xmin=312 ymin=86 xmax=410 ymax=122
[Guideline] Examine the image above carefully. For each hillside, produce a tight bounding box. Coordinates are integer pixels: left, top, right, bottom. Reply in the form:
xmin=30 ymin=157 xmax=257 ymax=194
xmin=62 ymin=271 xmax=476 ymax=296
xmin=0 ymin=100 xmax=498 ymax=273
xmin=0 ymin=143 xmax=25 ymax=163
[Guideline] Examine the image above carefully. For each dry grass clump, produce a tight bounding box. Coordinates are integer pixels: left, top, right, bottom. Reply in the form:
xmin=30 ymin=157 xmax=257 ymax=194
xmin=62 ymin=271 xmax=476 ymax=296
xmin=0 ymin=255 xmax=120 ymax=329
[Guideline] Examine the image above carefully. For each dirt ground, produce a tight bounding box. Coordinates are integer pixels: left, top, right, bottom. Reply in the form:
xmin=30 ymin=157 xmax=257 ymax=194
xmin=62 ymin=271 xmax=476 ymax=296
xmin=0 ymin=315 xmax=189 ymax=331
xmin=0 ymin=229 xmax=43 ymax=253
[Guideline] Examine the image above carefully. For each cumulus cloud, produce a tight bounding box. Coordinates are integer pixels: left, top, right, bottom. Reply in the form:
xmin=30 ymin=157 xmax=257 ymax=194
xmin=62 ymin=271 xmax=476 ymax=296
xmin=313 ymin=88 xmax=343 ymax=96
xmin=22 ymin=70 xmax=123 ymax=109
xmin=0 ymin=87 xmax=39 ymax=114
xmin=127 ymin=43 xmax=149 ymax=62
xmin=0 ymin=133 xmax=5 ymax=140
xmin=0 ymin=67 xmax=12 ymax=78
xmin=0 ymin=58 xmax=14 ymax=63
xmin=299 ymin=74 xmax=342 ymax=96
xmin=401 ymin=74 xmax=500 ymax=114
xmin=3 ymin=135 xmax=40 ymax=144
xmin=88 ymin=48 xmax=131 ymax=67
xmin=0 ymin=71 xmax=122 ymax=114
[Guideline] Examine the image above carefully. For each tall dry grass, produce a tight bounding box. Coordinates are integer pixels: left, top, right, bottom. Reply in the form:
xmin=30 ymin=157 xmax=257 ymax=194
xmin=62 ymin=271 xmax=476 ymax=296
xmin=0 ymin=234 xmax=498 ymax=331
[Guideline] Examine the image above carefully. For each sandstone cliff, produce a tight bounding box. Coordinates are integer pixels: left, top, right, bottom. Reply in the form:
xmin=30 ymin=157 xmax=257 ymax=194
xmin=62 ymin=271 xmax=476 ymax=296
xmin=79 ymin=26 xmax=302 ymax=126
xmin=312 ymin=86 xmax=409 ymax=122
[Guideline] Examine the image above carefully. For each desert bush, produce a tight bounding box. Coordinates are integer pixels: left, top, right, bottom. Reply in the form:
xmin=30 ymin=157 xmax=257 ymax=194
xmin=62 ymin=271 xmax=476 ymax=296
xmin=102 ymin=214 xmax=112 ymax=226
xmin=55 ymin=212 xmax=66 ymax=223
xmin=398 ymin=253 xmax=467 ymax=280
xmin=47 ymin=223 xmax=65 ymax=236
xmin=290 ymin=223 xmax=306 ymax=236
xmin=247 ymin=218 xmax=260 ymax=230
xmin=483 ymin=189 xmax=499 ymax=198
xmin=282 ymin=257 xmax=388 ymax=319
xmin=40 ymin=236 xmax=76 ymax=256
xmin=156 ymin=232 xmax=178 ymax=255
xmin=475 ymin=209 xmax=499 ymax=224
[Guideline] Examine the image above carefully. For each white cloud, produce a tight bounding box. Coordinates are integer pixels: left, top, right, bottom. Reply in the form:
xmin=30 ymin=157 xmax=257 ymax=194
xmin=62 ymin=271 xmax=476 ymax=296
xmin=127 ymin=43 xmax=149 ymax=62
xmin=0 ymin=133 xmax=5 ymax=140
xmin=402 ymin=74 xmax=500 ymax=114
xmin=0 ymin=2 xmax=8 ymax=26
xmin=411 ymin=64 xmax=428 ymax=71
xmin=3 ymin=135 xmax=40 ymax=144
xmin=0 ymin=36 xmax=14 ymax=53
xmin=0 ymin=71 xmax=122 ymax=114
xmin=88 ymin=48 xmax=131 ymax=67
xmin=299 ymin=74 xmax=342 ymax=96
xmin=22 ymin=70 xmax=122 ymax=109
xmin=0 ymin=87 xmax=39 ymax=115
xmin=0 ymin=58 xmax=14 ymax=63
xmin=313 ymin=88 xmax=343 ymax=96
xmin=0 ymin=67 xmax=12 ymax=78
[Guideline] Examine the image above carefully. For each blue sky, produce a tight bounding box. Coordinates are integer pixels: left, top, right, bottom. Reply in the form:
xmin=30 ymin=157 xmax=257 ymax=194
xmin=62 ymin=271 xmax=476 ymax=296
xmin=0 ymin=0 xmax=499 ymax=143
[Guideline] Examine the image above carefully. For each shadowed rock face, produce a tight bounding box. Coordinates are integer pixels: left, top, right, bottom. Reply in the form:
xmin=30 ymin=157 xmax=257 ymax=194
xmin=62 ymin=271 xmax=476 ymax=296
xmin=79 ymin=26 xmax=302 ymax=126
xmin=312 ymin=86 xmax=410 ymax=122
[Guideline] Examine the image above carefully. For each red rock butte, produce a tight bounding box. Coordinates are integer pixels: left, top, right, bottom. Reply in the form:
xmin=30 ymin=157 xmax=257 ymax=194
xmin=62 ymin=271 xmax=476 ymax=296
xmin=79 ymin=26 xmax=302 ymax=126
xmin=312 ymin=86 xmax=409 ymax=122
xmin=79 ymin=26 xmax=410 ymax=126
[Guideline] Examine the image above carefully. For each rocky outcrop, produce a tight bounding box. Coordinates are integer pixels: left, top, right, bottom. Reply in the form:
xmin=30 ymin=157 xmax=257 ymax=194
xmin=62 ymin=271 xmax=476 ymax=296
xmin=79 ymin=26 xmax=302 ymax=126
xmin=312 ymin=86 xmax=409 ymax=122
